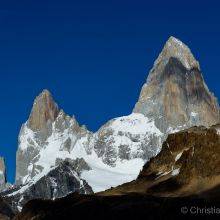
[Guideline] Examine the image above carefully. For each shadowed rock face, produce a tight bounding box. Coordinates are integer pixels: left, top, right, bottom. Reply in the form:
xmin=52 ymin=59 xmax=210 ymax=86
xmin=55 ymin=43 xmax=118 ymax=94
xmin=0 ymin=197 xmax=14 ymax=220
xmin=133 ymin=37 xmax=219 ymax=133
xmin=14 ymin=192 xmax=220 ymax=220
xmin=4 ymin=159 xmax=93 ymax=213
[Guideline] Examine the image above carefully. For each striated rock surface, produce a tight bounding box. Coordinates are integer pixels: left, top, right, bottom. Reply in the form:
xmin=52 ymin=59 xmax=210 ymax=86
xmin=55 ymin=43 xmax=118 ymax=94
xmin=133 ymin=36 xmax=219 ymax=133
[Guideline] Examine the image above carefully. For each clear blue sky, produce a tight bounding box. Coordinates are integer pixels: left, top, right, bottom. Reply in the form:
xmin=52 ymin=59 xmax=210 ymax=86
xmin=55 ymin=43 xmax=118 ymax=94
xmin=0 ymin=0 xmax=220 ymax=183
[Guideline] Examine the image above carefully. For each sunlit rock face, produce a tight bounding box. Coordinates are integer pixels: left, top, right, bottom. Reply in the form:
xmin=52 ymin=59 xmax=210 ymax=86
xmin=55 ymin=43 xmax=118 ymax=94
xmin=133 ymin=36 xmax=219 ymax=133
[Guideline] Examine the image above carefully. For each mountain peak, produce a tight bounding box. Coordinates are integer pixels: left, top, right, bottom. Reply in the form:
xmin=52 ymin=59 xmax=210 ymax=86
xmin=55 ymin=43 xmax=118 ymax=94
xmin=27 ymin=89 xmax=59 ymax=131
xmin=39 ymin=89 xmax=51 ymax=96
xmin=134 ymin=37 xmax=219 ymax=132
xmin=148 ymin=37 xmax=200 ymax=83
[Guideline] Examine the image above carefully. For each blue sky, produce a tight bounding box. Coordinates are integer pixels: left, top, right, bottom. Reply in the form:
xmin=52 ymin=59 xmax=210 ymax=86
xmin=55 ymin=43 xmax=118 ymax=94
xmin=0 ymin=0 xmax=220 ymax=183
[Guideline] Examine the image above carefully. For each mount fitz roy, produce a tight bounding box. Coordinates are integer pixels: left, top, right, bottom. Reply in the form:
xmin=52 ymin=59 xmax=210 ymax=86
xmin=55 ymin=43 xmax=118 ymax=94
xmin=1 ymin=36 xmax=220 ymax=212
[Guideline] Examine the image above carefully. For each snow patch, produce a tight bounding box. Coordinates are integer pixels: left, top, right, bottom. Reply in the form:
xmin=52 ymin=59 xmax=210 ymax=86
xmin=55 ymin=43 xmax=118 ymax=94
xmin=172 ymin=168 xmax=180 ymax=176
xmin=175 ymin=152 xmax=183 ymax=161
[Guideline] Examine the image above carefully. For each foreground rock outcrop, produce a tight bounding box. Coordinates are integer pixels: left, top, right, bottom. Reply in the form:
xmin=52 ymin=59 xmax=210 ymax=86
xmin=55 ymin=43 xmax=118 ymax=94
xmin=14 ymin=186 xmax=220 ymax=220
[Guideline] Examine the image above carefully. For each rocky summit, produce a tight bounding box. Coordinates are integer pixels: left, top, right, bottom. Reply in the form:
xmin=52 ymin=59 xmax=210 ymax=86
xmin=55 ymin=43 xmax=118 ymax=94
xmin=2 ymin=36 xmax=219 ymax=214
xmin=133 ymin=36 xmax=219 ymax=133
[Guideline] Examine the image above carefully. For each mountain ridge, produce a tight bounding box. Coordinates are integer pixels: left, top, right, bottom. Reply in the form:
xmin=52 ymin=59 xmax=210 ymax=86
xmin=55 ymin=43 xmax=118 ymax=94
xmin=1 ymin=36 xmax=219 ymax=214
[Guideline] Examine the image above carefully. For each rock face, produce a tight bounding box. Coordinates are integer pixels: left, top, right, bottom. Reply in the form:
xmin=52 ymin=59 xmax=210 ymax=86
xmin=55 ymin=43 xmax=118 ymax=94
xmin=133 ymin=36 xmax=219 ymax=133
xmin=4 ymin=158 xmax=93 ymax=212
xmin=0 ymin=158 xmax=6 ymax=192
xmin=0 ymin=158 xmax=6 ymax=185
xmin=28 ymin=89 xmax=59 ymax=133
xmin=138 ymin=124 xmax=220 ymax=196
xmin=15 ymin=37 xmax=220 ymax=200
